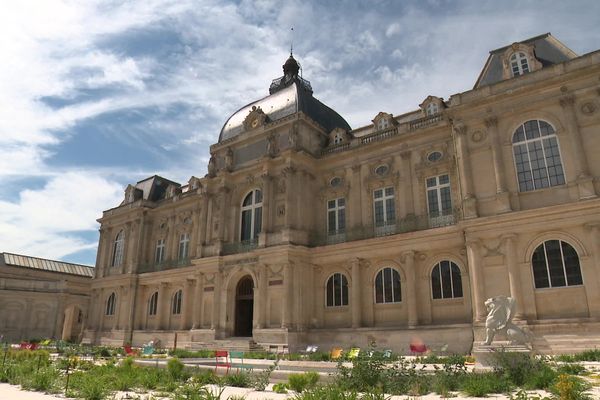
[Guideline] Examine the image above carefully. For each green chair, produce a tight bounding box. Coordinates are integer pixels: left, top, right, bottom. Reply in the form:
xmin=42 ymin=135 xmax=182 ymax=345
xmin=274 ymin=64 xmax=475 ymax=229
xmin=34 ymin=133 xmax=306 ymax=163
xmin=229 ymin=351 xmax=252 ymax=372
xmin=142 ymin=345 xmax=154 ymax=356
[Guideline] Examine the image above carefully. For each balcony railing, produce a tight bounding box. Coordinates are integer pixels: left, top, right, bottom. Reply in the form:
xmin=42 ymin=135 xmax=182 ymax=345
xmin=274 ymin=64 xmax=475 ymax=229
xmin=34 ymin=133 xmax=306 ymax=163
xmin=138 ymin=258 xmax=191 ymax=274
xmin=310 ymin=209 xmax=459 ymax=247
xmin=409 ymin=114 xmax=443 ymax=130
xmin=221 ymin=238 xmax=259 ymax=256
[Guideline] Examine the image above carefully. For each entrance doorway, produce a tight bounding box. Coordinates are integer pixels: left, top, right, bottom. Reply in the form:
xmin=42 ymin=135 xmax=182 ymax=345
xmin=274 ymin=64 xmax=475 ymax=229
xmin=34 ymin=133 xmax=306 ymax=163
xmin=234 ymin=276 xmax=254 ymax=337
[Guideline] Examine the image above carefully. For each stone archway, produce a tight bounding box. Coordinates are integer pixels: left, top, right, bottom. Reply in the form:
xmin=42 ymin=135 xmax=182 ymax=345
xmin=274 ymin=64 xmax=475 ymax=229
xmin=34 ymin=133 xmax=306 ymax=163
xmin=234 ymin=276 xmax=254 ymax=337
xmin=61 ymin=305 xmax=82 ymax=342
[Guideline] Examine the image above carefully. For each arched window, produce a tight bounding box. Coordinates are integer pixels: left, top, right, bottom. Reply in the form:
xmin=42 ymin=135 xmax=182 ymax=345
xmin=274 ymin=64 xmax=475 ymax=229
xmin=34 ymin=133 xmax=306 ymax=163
xmin=510 ymin=52 xmax=530 ymax=76
xmin=374 ymin=267 xmax=401 ymax=304
xmin=111 ymin=230 xmax=124 ymax=267
xmin=532 ymin=240 xmax=583 ymax=289
xmin=148 ymin=292 xmax=158 ymax=316
xmin=431 ymin=261 xmax=463 ymax=299
xmin=105 ymin=292 xmax=116 ymax=316
xmin=512 ymin=120 xmax=565 ymax=192
xmin=241 ymin=190 xmax=262 ymax=241
xmin=172 ymin=289 xmax=183 ymax=315
xmin=326 ymin=273 xmax=349 ymax=307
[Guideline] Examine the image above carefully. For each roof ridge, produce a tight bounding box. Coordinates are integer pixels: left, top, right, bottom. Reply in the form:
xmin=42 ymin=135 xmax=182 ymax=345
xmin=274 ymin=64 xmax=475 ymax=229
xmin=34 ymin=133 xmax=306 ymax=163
xmin=489 ymin=32 xmax=551 ymax=54
xmin=1 ymin=252 xmax=94 ymax=269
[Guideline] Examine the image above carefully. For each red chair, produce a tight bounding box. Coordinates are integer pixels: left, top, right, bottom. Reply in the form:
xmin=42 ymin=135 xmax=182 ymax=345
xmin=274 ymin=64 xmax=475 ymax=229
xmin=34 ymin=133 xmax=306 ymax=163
xmin=215 ymin=350 xmax=231 ymax=374
xmin=410 ymin=343 xmax=427 ymax=356
xmin=124 ymin=345 xmax=137 ymax=356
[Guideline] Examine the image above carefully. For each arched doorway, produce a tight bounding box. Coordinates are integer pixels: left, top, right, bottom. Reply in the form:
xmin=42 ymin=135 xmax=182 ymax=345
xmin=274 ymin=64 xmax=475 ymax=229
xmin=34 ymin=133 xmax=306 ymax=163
xmin=234 ymin=276 xmax=254 ymax=337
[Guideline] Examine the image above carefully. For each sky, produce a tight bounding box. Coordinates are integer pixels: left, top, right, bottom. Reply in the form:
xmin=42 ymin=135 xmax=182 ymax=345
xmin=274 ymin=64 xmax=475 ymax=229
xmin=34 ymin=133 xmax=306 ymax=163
xmin=1 ymin=0 xmax=599 ymax=266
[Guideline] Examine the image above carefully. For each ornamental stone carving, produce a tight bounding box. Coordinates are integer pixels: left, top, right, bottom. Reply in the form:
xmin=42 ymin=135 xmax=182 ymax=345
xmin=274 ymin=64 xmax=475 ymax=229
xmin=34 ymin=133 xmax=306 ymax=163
xmin=243 ymin=106 xmax=268 ymax=131
xmin=484 ymin=296 xmax=531 ymax=346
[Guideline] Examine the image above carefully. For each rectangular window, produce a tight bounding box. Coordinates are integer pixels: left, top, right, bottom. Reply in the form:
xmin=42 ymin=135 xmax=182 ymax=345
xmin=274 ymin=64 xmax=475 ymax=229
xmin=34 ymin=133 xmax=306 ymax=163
xmin=327 ymin=198 xmax=346 ymax=234
xmin=373 ymin=187 xmax=396 ymax=227
xmin=178 ymin=233 xmax=190 ymax=260
xmin=427 ymin=174 xmax=454 ymax=228
xmin=155 ymin=239 xmax=165 ymax=264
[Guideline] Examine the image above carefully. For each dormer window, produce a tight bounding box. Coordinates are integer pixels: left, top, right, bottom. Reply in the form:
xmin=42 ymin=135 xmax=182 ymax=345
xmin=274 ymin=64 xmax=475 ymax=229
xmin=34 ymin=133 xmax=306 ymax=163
xmin=333 ymin=132 xmax=343 ymax=145
xmin=510 ymin=52 xmax=530 ymax=76
xmin=426 ymin=103 xmax=439 ymax=116
xmin=377 ymin=118 xmax=390 ymax=131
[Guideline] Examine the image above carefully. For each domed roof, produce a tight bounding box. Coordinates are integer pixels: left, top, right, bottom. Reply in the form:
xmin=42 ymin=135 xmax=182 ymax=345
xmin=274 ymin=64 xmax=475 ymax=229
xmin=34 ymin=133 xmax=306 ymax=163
xmin=218 ymin=55 xmax=351 ymax=143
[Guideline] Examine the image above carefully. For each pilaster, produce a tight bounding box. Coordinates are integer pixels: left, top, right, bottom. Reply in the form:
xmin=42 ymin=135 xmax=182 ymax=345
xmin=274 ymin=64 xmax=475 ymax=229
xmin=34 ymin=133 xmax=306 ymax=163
xmin=350 ymin=258 xmax=362 ymax=328
xmin=485 ymin=117 xmax=511 ymax=212
xmin=465 ymin=238 xmax=486 ymax=321
xmin=452 ymin=121 xmax=478 ymax=218
xmin=502 ymin=233 xmax=523 ymax=318
xmin=402 ymin=251 xmax=418 ymax=327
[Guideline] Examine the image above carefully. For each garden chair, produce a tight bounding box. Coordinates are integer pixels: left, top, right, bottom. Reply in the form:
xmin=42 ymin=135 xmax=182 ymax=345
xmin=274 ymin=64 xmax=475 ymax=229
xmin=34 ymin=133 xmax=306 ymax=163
xmin=330 ymin=347 xmax=343 ymax=360
xmin=215 ymin=350 xmax=231 ymax=374
xmin=230 ymin=351 xmax=252 ymax=372
xmin=382 ymin=349 xmax=393 ymax=359
xmin=142 ymin=345 xmax=155 ymax=356
xmin=409 ymin=343 xmax=428 ymax=356
xmin=300 ymin=345 xmax=319 ymax=359
xmin=347 ymin=347 xmax=360 ymax=360
xmin=124 ymin=345 xmax=138 ymax=356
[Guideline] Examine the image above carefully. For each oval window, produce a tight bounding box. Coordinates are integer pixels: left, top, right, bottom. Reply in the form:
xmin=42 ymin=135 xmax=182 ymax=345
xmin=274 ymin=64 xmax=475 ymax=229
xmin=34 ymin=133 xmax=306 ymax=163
xmin=330 ymin=177 xmax=342 ymax=187
xmin=427 ymin=151 xmax=442 ymax=162
xmin=375 ymin=165 xmax=389 ymax=176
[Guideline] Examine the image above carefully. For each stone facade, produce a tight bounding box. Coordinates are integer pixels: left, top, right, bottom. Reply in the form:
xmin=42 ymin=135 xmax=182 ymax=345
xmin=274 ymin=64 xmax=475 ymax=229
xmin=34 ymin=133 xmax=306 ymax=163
xmin=0 ymin=253 xmax=93 ymax=342
xmin=84 ymin=34 xmax=600 ymax=354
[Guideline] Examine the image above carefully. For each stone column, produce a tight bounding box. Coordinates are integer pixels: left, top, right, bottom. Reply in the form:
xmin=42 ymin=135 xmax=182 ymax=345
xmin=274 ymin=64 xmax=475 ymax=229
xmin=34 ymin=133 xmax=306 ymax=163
xmin=122 ymin=222 xmax=133 ymax=274
xmin=98 ymin=290 xmax=105 ymax=332
xmin=283 ymin=167 xmax=296 ymax=229
xmin=559 ymin=95 xmax=596 ymax=199
xmin=465 ymin=239 xmax=486 ymax=321
xmin=196 ymin=195 xmax=209 ymax=256
xmin=158 ymin=282 xmax=169 ymax=330
xmin=350 ymin=258 xmax=362 ymax=328
xmin=452 ymin=122 xmax=478 ymax=218
xmin=502 ymin=234 xmax=523 ymax=318
xmin=181 ymin=279 xmax=194 ymax=330
xmin=103 ymin=228 xmax=113 ymax=275
xmin=584 ymin=223 xmax=600 ymax=318
xmin=485 ymin=117 xmax=511 ymax=212
xmin=259 ymin=174 xmax=273 ymax=246
xmin=403 ymin=251 xmax=418 ymax=327
xmin=400 ymin=151 xmax=415 ymax=216
xmin=211 ymin=271 xmax=222 ymax=331
xmin=257 ymin=264 xmax=268 ymax=329
xmin=281 ymin=263 xmax=293 ymax=329
xmin=192 ymin=273 xmax=203 ymax=329
xmin=95 ymin=229 xmax=106 ymax=278
xmin=166 ymin=216 xmax=177 ymax=263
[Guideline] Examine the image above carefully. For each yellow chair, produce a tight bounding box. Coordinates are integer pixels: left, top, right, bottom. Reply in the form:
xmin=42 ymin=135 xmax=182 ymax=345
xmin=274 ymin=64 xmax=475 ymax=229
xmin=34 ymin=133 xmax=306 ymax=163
xmin=347 ymin=347 xmax=360 ymax=359
xmin=330 ymin=347 xmax=343 ymax=360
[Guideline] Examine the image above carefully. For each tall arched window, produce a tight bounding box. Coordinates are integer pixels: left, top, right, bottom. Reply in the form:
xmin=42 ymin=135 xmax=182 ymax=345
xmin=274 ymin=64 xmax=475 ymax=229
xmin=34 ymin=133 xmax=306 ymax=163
xmin=510 ymin=52 xmax=530 ymax=76
xmin=512 ymin=120 xmax=565 ymax=192
xmin=148 ymin=292 xmax=158 ymax=316
xmin=374 ymin=267 xmax=401 ymax=304
xmin=241 ymin=190 xmax=262 ymax=241
xmin=111 ymin=230 xmax=124 ymax=267
xmin=431 ymin=261 xmax=463 ymax=299
xmin=326 ymin=273 xmax=349 ymax=307
xmin=105 ymin=292 xmax=116 ymax=316
xmin=172 ymin=289 xmax=183 ymax=315
xmin=532 ymin=240 xmax=583 ymax=289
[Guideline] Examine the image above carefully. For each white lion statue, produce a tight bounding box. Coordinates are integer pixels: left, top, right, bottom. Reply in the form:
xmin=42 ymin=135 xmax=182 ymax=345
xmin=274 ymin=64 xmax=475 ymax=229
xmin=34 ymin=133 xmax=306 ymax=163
xmin=484 ymin=296 xmax=531 ymax=346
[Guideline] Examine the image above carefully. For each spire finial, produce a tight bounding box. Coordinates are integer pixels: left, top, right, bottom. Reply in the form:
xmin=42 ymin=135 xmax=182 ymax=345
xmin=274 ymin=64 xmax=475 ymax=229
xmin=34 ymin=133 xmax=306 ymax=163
xmin=290 ymin=27 xmax=294 ymax=56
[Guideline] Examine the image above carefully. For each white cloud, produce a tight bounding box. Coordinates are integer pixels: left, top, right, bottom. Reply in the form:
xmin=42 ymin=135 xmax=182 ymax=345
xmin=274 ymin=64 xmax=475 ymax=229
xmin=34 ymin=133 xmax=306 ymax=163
xmin=0 ymin=172 xmax=123 ymax=260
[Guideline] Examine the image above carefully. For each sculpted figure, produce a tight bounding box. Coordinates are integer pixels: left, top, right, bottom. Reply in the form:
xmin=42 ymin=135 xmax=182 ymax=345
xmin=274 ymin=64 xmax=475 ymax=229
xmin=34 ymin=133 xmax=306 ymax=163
xmin=225 ymin=147 xmax=234 ymax=171
xmin=207 ymin=155 xmax=216 ymax=177
xmin=484 ymin=296 xmax=531 ymax=346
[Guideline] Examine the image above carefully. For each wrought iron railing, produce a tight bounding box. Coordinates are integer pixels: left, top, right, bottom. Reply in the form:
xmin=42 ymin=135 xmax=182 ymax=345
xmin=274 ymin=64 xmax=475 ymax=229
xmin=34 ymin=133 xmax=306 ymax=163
xmin=310 ymin=209 xmax=459 ymax=247
xmin=221 ymin=238 xmax=259 ymax=256
xmin=138 ymin=258 xmax=191 ymax=274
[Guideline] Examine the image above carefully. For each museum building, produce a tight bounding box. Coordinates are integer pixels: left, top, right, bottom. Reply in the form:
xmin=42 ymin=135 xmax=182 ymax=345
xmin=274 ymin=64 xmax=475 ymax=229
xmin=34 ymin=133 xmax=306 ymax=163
xmin=83 ymin=33 xmax=600 ymax=354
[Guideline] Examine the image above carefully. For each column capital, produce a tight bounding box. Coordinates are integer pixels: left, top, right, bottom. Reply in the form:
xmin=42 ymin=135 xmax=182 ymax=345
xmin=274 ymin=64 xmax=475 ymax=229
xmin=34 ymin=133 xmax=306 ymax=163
xmin=464 ymin=237 xmax=481 ymax=249
xmin=484 ymin=116 xmax=498 ymax=128
xmin=400 ymin=250 xmax=415 ymax=264
xmin=451 ymin=120 xmax=468 ymax=136
xmin=559 ymin=95 xmax=576 ymax=109
xmin=501 ymin=233 xmax=518 ymax=242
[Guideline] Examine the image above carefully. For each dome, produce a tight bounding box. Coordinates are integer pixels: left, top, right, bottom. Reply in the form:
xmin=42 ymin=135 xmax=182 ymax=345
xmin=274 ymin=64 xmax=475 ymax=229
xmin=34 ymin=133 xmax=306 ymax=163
xmin=218 ymin=56 xmax=351 ymax=143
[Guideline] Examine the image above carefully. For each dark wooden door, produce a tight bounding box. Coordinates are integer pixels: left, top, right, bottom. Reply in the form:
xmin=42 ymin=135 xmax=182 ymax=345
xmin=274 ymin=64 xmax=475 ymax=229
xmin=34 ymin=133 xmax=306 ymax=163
xmin=234 ymin=276 xmax=254 ymax=337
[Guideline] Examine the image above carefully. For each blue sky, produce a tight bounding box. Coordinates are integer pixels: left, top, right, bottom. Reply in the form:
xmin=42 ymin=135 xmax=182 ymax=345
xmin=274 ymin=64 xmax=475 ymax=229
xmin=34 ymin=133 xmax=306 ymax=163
xmin=1 ymin=0 xmax=599 ymax=266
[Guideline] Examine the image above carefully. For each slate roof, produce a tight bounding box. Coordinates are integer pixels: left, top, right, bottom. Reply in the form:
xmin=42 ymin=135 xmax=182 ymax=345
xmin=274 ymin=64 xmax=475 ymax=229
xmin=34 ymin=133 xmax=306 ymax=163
xmin=134 ymin=175 xmax=181 ymax=202
xmin=1 ymin=252 xmax=94 ymax=277
xmin=474 ymin=33 xmax=578 ymax=89
xmin=219 ymin=57 xmax=351 ymax=142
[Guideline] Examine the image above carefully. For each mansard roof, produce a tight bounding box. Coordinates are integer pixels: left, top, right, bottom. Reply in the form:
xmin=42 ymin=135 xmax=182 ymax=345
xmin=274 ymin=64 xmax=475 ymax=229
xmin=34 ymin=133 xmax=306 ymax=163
xmin=133 ymin=175 xmax=181 ymax=202
xmin=1 ymin=252 xmax=94 ymax=277
xmin=218 ymin=55 xmax=351 ymax=143
xmin=474 ymin=33 xmax=578 ymax=89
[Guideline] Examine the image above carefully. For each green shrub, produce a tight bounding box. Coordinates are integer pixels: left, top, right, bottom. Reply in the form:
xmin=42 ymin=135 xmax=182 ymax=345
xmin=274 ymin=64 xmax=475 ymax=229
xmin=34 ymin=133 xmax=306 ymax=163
xmin=224 ymin=372 xmax=251 ymax=388
xmin=550 ymin=374 xmax=591 ymax=400
xmin=307 ymin=351 xmax=331 ymax=361
xmin=272 ymin=382 xmax=288 ymax=393
xmin=293 ymin=385 xmax=360 ymax=400
xmin=556 ymin=349 xmax=600 ymax=363
xmin=493 ymin=351 xmax=551 ymax=387
xmin=461 ymin=372 xmax=512 ymax=397
xmin=250 ymin=362 xmax=277 ymax=391
xmin=557 ymin=363 xmax=586 ymax=376
xmin=288 ymin=371 xmax=320 ymax=393
xmin=139 ymin=367 xmax=166 ymax=389
xmin=167 ymin=357 xmax=186 ymax=380
xmin=70 ymin=372 xmax=109 ymax=400
xmin=169 ymin=349 xmax=214 ymax=358
xmin=21 ymin=366 xmax=60 ymax=392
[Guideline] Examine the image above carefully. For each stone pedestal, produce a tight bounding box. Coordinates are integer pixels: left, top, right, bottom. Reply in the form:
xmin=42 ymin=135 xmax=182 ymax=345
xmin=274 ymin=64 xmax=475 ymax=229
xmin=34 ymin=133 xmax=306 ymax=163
xmin=472 ymin=341 xmax=531 ymax=370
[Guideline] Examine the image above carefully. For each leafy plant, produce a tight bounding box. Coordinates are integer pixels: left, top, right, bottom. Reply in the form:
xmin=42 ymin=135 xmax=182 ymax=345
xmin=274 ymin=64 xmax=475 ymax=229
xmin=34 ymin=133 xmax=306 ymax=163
xmin=288 ymin=371 xmax=319 ymax=393
xmin=461 ymin=372 xmax=512 ymax=397
xmin=272 ymin=382 xmax=289 ymax=393
xmin=224 ymin=372 xmax=251 ymax=388
xmin=167 ymin=357 xmax=186 ymax=380
xmin=550 ymin=374 xmax=591 ymax=400
xmin=250 ymin=361 xmax=277 ymax=391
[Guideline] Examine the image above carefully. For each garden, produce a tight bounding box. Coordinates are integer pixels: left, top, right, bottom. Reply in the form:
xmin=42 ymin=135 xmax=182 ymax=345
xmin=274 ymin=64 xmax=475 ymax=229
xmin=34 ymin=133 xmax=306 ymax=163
xmin=1 ymin=341 xmax=600 ymax=400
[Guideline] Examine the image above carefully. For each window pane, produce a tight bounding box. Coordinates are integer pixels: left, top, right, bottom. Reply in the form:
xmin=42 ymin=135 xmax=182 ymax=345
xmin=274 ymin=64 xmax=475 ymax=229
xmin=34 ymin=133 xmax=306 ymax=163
xmin=441 ymin=261 xmax=453 ymax=298
xmin=561 ymin=241 xmax=583 ymax=286
xmin=539 ymin=121 xmax=554 ymax=136
xmin=440 ymin=187 xmax=452 ymax=213
xmin=431 ymin=265 xmax=442 ymax=299
xmin=392 ymin=269 xmax=401 ymax=302
xmin=524 ymin=120 xmax=540 ymax=140
xmin=439 ymin=174 xmax=449 ymax=185
xmin=338 ymin=198 xmax=345 ymax=207
xmin=241 ymin=210 xmax=252 ymax=240
xmin=328 ymin=200 xmax=335 ymax=209
xmin=426 ymin=177 xmax=436 ymax=188
xmin=334 ymin=274 xmax=341 ymax=306
xmin=385 ymin=187 xmax=394 ymax=197
xmin=374 ymin=201 xmax=384 ymax=225
xmin=532 ymin=245 xmax=549 ymax=288
xmin=451 ymin=263 xmax=463 ymax=298
xmin=427 ymin=190 xmax=439 ymax=215
xmin=375 ymin=271 xmax=383 ymax=303
xmin=255 ymin=190 xmax=262 ymax=203
xmin=243 ymin=193 xmax=253 ymax=206
xmin=545 ymin=240 xmax=566 ymax=287
xmin=513 ymin=126 xmax=525 ymax=143
xmin=384 ymin=268 xmax=393 ymax=303
xmin=328 ymin=210 xmax=336 ymax=233
xmin=374 ymin=189 xmax=383 ymax=199
xmin=254 ymin=207 xmax=262 ymax=237
xmin=342 ymin=275 xmax=349 ymax=305
xmin=338 ymin=209 xmax=346 ymax=230
xmin=386 ymin=198 xmax=396 ymax=221
xmin=327 ymin=277 xmax=333 ymax=307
